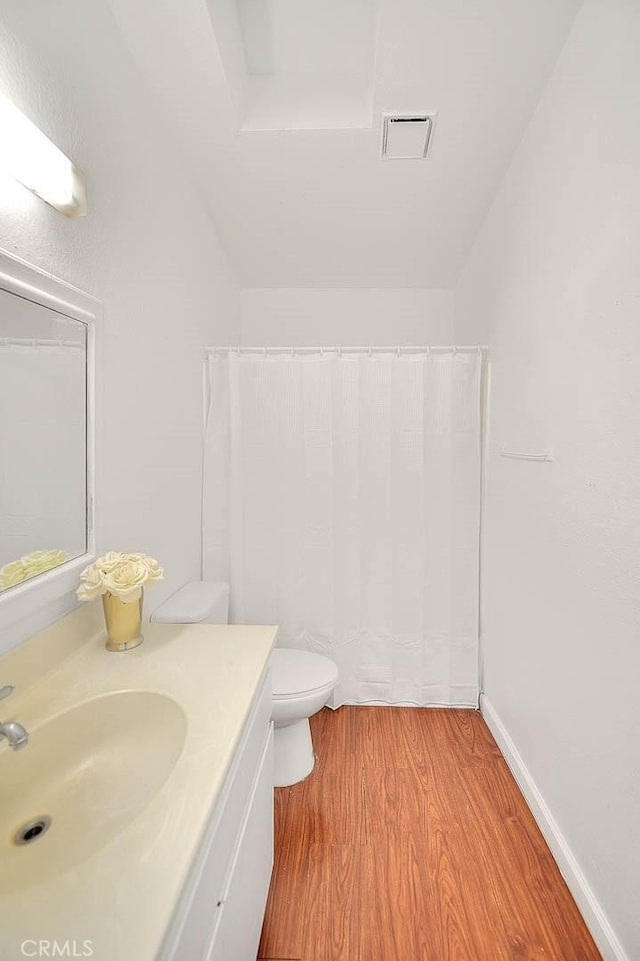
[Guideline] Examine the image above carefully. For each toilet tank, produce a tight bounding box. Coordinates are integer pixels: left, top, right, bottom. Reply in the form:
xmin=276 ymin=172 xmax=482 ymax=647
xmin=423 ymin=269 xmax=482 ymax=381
xmin=150 ymin=580 xmax=230 ymax=624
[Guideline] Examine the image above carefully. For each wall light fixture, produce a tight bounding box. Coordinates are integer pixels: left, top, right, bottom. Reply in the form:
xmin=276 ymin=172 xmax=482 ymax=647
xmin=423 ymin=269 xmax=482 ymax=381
xmin=0 ymin=92 xmax=86 ymax=218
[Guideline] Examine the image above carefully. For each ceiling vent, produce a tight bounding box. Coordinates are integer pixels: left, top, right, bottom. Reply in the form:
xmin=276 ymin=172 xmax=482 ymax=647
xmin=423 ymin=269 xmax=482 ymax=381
xmin=381 ymin=113 xmax=435 ymax=160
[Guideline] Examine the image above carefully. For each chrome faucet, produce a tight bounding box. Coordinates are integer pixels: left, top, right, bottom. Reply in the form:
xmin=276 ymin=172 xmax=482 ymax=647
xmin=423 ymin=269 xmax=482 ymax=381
xmin=0 ymin=685 xmax=29 ymax=750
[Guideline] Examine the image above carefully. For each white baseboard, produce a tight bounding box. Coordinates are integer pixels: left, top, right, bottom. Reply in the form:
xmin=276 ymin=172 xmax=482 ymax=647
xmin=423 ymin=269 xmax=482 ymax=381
xmin=480 ymin=694 xmax=628 ymax=961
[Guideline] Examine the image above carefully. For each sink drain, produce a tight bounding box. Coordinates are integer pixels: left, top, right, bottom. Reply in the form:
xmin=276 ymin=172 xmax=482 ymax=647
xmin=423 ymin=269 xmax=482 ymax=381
xmin=12 ymin=815 xmax=52 ymax=846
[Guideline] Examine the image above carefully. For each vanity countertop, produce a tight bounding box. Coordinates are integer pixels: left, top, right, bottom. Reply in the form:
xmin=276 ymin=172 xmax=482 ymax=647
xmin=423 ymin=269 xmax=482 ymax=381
xmin=0 ymin=602 xmax=277 ymax=961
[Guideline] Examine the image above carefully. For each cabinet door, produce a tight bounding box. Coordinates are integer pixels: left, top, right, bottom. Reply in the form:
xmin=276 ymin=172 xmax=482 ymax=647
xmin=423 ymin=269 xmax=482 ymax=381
xmin=158 ymin=676 xmax=272 ymax=961
xmin=208 ymin=726 xmax=274 ymax=961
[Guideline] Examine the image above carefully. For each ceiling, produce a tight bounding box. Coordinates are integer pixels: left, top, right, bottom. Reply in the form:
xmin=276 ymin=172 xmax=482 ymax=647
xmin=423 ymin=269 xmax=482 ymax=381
xmin=106 ymin=0 xmax=581 ymax=288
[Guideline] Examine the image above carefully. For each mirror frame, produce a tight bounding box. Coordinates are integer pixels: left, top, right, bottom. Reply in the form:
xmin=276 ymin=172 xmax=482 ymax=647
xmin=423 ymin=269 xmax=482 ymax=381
xmin=0 ymin=246 xmax=100 ymax=650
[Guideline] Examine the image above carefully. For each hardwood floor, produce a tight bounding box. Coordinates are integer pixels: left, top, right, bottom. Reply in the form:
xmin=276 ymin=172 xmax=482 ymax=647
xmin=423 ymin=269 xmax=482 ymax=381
xmin=257 ymin=706 xmax=601 ymax=961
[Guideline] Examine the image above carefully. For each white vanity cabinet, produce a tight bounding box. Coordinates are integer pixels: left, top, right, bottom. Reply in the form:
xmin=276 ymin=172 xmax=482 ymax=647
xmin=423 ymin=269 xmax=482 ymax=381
xmin=160 ymin=672 xmax=274 ymax=961
xmin=0 ymin=614 xmax=277 ymax=961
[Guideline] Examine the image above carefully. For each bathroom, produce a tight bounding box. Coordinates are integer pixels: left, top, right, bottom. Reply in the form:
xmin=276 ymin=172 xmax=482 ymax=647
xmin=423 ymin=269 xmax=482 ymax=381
xmin=0 ymin=0 xmax=638 ymax=958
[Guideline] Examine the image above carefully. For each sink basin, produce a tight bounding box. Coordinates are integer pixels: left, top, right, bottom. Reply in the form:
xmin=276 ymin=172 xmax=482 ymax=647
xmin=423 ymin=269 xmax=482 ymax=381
xmin=0 ymin=691 xmax=187 ymax=892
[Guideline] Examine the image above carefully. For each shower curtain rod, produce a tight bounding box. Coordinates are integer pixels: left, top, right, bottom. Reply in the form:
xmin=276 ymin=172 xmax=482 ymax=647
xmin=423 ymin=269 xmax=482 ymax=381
xmin=0 ymin=337 xmax=83 ymax=349
xmin=206 ymin=345 xmax=488 ymax=356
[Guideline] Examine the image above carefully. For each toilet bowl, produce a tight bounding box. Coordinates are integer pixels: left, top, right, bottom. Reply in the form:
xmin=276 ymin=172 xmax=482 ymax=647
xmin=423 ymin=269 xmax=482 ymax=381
xmin=270 ymin=648 xmax=339 ymax=786
xmin=151 ymin=581 xmax=339 ymax=787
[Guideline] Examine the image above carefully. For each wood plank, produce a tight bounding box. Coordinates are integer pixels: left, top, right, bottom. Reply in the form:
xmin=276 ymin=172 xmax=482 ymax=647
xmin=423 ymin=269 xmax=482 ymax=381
xmin=257 ymin=787 xmax=309 ymax=960
xmin=363 ymin=766 xmax=425 ymax=843
xmin=444 ymin=752 xmax=598 ymax=961
xmin=259 ymin=706 xmax=601 ymax=961
xmin=277 ymin=769 xmax=366 ymax=847
xmin=310 ymin=705 xmax=357 ymax=775
xmin=301 ymin=843 xmax=365 ymax=961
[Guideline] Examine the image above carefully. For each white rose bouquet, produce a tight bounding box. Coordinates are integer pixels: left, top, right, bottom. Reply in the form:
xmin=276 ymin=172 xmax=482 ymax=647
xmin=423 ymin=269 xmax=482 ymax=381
xmin=0 ymin=549 xmax=70 ymax=590
xmin=77 ymin=552 xmax=163 ymax=604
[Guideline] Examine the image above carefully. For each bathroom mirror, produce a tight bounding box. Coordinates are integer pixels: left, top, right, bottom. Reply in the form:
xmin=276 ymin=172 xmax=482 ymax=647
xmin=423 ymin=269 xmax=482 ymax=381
xmin=0 ymin=249 xmax=96 ymax=601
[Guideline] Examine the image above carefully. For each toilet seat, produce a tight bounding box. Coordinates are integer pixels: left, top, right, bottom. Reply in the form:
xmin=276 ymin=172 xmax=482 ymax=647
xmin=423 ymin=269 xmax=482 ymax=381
xmin=271 ymin=649 xmax=339 ymax=700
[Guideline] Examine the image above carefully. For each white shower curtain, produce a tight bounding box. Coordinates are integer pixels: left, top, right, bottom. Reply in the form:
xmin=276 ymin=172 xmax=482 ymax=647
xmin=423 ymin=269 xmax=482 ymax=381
xmin=0 ymin=341 xmax=86 ymax=567
xmin=204 ymin=348 xmax=483 ymax=707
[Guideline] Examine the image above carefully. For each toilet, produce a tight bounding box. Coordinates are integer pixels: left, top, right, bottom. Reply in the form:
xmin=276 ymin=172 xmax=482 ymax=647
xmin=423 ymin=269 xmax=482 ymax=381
xmin=151 ymin=581 xmax=339 ymax=787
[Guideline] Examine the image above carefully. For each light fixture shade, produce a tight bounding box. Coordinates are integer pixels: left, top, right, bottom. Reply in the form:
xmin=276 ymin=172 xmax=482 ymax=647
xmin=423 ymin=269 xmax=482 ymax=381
xmin=0 ymin=92 xmax=86 ymax=217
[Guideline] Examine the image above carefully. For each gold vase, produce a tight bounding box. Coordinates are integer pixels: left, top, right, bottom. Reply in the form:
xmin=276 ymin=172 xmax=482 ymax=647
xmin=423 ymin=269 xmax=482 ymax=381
xmin=102 ymin=590 xmax=144 ymax=652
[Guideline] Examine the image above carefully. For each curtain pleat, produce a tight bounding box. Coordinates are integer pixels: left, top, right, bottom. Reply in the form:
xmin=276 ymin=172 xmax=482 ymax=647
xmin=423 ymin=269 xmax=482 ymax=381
xmin=204 ymin=351 xmax=482 ymax=707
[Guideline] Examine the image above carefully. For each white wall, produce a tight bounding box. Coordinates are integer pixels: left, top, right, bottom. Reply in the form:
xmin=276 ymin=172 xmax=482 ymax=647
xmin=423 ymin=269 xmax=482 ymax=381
xmin=455 ymin=2 xmax=640 ymax=957
xmin=239 ymin=288 xmax=454 ymax=346
xmin=0 ymin=0 xmax=238 ymax=647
